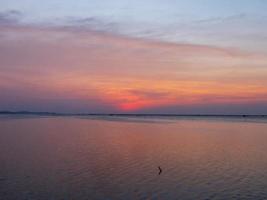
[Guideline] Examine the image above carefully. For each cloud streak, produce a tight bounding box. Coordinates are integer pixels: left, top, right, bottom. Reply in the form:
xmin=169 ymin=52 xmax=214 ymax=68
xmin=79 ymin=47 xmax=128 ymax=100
xmin=1 ymin=13 xmax=267 ymax=113
xmin=0 ymin=10 xmax=22 ymax=26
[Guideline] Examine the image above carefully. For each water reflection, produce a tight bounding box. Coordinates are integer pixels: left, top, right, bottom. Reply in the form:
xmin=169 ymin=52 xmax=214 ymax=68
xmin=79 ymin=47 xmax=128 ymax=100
xmin=0 ymin=117 xmax=267 ymax=199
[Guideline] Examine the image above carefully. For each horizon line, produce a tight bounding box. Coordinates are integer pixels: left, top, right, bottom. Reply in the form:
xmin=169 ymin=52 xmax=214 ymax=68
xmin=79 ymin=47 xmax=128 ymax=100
xmin=0 ymin=111 xmax=266 ymax=117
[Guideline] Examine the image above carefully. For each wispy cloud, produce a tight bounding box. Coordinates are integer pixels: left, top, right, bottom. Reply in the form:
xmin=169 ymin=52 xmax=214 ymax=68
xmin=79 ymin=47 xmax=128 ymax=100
xmin=0 ymin=10 xmax=22 ymax=26
xmin=63 ymin=16 xmax=120 ymax=33
xmin=1 ymin=10 xmax=267 ymax=113
xmin=1 ymin=7 xmax=267 ymax=54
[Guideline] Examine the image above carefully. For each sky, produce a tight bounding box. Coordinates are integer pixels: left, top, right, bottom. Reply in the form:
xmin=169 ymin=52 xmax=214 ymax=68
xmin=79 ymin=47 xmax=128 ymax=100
xmin=1 ymin=0 xmax=267 ymax=114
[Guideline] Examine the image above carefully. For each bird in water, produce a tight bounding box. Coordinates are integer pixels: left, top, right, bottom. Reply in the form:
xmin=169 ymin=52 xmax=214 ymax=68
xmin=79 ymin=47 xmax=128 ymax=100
xmin=158 ymin=166 xmax=162 ymax=175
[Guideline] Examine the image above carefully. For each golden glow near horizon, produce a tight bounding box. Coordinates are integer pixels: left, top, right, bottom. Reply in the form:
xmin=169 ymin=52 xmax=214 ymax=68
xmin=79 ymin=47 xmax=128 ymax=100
xmin=1 ymin=19 xmax=267 ymax=113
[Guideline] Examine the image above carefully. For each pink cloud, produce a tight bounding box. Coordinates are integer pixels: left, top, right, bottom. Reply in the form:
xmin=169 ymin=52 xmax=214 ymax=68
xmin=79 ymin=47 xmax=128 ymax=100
xmin=1 ymin=23 xmax=267 ymax=113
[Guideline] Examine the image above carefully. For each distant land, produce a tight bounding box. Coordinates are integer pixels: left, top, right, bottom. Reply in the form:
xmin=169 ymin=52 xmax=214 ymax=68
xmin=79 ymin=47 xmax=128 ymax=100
xmin=0 ymin=111 xmax=266 ymax=118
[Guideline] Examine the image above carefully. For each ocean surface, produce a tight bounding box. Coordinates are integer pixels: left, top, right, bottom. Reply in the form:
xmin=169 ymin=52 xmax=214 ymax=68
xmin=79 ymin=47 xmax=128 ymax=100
xmin=1 ymin=115 xmax=267 ymax=200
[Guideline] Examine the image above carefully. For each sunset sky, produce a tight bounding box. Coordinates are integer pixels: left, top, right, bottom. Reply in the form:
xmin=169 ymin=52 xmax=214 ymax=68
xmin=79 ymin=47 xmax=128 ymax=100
xmin=1 ymin=0 xmax=267 ymax=114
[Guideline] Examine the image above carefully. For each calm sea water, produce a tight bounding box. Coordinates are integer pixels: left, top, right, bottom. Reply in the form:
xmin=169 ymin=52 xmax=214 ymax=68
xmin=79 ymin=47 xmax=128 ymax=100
xmin=1 ymin=115 xmax=267 ymax=200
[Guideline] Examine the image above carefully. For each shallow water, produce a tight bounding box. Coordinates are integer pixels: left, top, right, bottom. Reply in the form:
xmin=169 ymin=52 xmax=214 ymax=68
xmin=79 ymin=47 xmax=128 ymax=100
xmin=1 ymin=116 xmax=267 ymax=200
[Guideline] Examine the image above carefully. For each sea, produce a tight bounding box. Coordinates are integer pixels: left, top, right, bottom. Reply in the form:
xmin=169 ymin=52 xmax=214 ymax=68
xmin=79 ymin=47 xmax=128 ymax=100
xmin=1 ymin=114 xmax=267 ymax=200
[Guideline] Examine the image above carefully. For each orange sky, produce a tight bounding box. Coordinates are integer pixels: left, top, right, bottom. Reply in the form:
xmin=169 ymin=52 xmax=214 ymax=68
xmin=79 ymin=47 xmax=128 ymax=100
xmin=1 ymin=24 xmax=267 ymax=113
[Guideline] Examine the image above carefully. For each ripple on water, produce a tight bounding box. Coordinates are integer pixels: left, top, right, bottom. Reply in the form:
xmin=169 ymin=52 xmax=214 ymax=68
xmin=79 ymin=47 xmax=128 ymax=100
xmin=1 ymin=117 xmax=267 ymax=199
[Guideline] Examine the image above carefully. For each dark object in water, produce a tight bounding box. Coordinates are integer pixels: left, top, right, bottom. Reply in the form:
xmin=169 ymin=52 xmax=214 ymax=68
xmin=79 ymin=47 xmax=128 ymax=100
xmin=158 ymin=166 xmax=162 ymax=175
